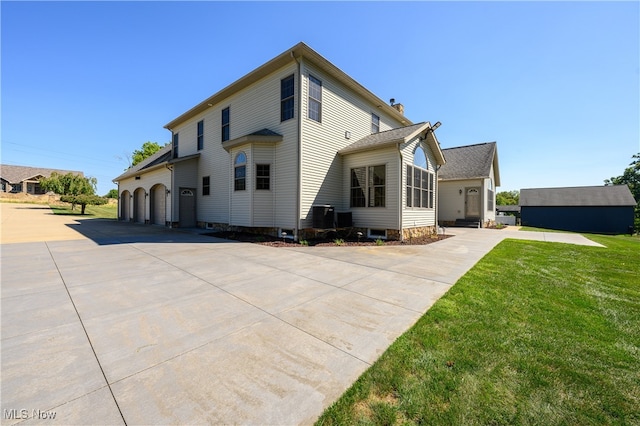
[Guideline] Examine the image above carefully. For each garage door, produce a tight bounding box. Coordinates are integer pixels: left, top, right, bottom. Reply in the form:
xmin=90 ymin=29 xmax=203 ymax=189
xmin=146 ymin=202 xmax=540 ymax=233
xmin=134 ymin=188 xmax=145 ymax=223
xmin=151 ymin=184 xmax=166 ymax=225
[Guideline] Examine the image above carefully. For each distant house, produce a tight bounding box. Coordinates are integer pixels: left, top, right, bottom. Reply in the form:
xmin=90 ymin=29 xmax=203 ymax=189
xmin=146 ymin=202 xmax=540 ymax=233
xmin=0 ymin=164 xmax=84 ymax=195
xmin=437 ymin=142 xmax=500 ymax=227
xmin=520 ymin=185 xmax=636 ymax=234
xmin=113 ymin=42 xmax=446 ymax=240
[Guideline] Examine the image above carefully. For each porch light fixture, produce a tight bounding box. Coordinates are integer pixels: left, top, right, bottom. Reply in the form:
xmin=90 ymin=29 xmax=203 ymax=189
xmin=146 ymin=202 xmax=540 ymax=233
xmin=459 ymin=189 xmax=463 ymax=195
xmin=166 ymin=189 xmax=170 ymax=195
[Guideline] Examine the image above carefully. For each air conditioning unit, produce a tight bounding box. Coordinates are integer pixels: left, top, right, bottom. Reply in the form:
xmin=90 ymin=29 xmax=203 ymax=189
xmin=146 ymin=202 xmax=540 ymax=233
xmin=312 ymin=205 xmax=334 ymax=229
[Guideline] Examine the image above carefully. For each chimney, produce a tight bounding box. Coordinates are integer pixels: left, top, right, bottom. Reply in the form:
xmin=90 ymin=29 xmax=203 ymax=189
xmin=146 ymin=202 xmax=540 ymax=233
xmin=390 ymin=98 xmax=404 ymax=115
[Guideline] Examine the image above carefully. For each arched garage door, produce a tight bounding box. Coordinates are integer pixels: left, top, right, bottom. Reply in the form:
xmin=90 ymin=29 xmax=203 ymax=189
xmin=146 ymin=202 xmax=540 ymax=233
xmin=133 ymin=188 xmax=146 ymax=223
xmin=150 ymin=184 xmax=166 ymax=226
xmin=120 ymin=190 xmax=131 ymax=221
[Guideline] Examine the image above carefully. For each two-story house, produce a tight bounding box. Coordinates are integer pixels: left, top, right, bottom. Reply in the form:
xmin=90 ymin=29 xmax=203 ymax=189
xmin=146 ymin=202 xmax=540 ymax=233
xmin=114 ymin=42 xmax=446 ymax=241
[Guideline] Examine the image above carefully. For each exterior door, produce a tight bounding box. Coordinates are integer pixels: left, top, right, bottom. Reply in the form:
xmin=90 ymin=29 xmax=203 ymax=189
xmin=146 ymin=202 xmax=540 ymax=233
xmin=179 ymin=188 xmax=196 ymax=228
xmin=465 ymin=187 xmax=481 ymax=219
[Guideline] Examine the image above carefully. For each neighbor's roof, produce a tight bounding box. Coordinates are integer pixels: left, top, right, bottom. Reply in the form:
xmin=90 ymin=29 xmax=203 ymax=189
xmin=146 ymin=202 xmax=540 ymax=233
xmin=0 ymin=164 xmax=84 ymax=184
xmin=338 ymin=122 xmax=446 ymax=165
xmin=520 ymin=185 xmax=637 ymax=207
xmin=164 ymin=42 xmax=412 ymax=131
xmin=438 ymin=142 xmax=500 ymax=186
xmin=113 ymin=145 xmax=172 ymax=182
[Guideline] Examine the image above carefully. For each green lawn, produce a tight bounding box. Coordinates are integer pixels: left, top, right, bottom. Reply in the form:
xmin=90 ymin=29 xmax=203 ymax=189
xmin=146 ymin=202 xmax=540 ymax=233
xmin=317 ymin=235 xmax=640 ymax=425
xmin=49 ymin=203 xmax=118 ymax=219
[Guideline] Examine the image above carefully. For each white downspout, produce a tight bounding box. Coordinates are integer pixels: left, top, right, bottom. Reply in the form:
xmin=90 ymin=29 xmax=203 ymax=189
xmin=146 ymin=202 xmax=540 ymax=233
xmin=398 ymin=143 xmax=404 ymax=242
xmin=292 ymin=51 xmax=302 ymax=241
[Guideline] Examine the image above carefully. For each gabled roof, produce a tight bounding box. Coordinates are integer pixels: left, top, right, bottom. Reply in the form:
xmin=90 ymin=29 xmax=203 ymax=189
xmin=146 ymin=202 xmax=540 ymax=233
xmin=164 ymin=42 xmax=412 ymax=131
xmin=338 ymin=122 xmax=446 ymax=165
xmin=0 ymin=164 xmax=83 ymax=184
xmin=113 ymin=145 xmax=172 ymax=182
xmin=438 ymin=142 xmax=500 ymax=185
xmin=520 ymin=185 xmax=637 ymax=207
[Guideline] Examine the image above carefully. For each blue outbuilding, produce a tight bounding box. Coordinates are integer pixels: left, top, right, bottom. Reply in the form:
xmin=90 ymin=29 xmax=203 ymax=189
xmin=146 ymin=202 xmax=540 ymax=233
xmin=520 ymin=185 xmax=636 ymax=234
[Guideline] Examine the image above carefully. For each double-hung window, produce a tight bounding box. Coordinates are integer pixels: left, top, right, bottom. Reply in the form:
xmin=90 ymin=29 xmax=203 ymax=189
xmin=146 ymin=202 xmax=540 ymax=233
xmin=197 ymin=120 xmax=204 ymax=150
xmin=308 ymin=75 xmax=322 ymax=122
xmin=222 ymin=107 xmax=230 ymax=142
xmin=202 ymin=176 xmax=210 ymax=196
xmin=371 ymin=113 xmax=380 ymax=133
xmin=256 ymin=164 xmax=270 ymax=190
xmin=281 ymin=75 xmax=294 ymax=121
xmin=350 ymin=165 xmax=385 ymax=208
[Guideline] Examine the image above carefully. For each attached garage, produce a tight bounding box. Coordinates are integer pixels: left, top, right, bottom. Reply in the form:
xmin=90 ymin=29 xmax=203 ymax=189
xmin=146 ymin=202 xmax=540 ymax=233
xmin=520 ymin=185 xmax=636 ymax=234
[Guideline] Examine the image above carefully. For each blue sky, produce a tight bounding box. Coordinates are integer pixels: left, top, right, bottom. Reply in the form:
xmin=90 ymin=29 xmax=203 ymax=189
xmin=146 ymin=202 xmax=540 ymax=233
xmin=2 ymin=1 xmax=638 ymax=196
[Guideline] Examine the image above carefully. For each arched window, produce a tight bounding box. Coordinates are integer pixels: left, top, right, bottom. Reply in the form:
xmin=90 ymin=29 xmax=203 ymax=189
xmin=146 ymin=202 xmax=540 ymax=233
xmin=234 ymin=152 xmax=246 ymax=191
xmin=406 ymin=145 xmax=434 ymax=208
xmin=414 ymin=146 xmax=428 ymax=169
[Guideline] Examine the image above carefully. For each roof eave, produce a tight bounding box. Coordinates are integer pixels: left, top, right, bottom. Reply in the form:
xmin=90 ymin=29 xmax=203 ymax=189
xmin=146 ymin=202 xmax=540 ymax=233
xmin=164 ymin=42 xmax=413 ymax=131
xmin=113 ymin=162 xmax=169 ymax=183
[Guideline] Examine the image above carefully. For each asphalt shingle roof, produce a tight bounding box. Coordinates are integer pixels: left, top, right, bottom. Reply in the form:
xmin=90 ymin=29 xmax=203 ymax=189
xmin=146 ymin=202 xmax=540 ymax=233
xmin=438 ymin=142 xmax=497 ymax=181
xmin=339 ymin=122 xmax=428 ymax=154
xmin=0 ymin=164 xmax=84 ymax=184
xmin=113 ymin=145 xmax=172 ymax=181
xmin=520 ymin=185 xmax=637 ymax=207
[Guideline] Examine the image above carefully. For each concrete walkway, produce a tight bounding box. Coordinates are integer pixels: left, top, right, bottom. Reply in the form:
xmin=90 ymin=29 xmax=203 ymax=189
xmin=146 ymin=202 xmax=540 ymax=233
xmin=0 ymin=203 xmax=602 ymax=425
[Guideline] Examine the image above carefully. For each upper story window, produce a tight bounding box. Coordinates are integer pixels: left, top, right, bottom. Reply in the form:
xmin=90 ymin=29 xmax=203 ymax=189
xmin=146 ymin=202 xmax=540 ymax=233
xmin=234 ymin=152 xmax=246 ymax=191
xmin=222 ymin=107 xmax=230 ymax=142
xmin=350 ymin=165 xmax=386 ymax=208
xmin=371 ymin=113 xmax=380 ymax=133
xmin=197 ymin=120 xmax=204 ymax=150
xmin=256 ymin=164 xmax=270 ymax=190
xmin=308 ymin=75 xmax=322 ymax=122
xmin=281 ymin=75 xmax=295 ymax=122
xmin=172 ymin=133 xmax=179 ymax=159
xmin=406 ymin=146 xmax=434 ymax=209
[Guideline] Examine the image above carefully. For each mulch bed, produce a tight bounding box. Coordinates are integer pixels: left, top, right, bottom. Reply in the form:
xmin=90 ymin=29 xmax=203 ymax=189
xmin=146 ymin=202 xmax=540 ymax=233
xmin=204 ymin=231 xmax=451 ymax=247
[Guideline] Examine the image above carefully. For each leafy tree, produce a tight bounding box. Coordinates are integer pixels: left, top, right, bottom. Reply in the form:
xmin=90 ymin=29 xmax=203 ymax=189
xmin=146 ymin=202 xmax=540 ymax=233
xmin=40 ymin=172 xmax=97 ymax=196
xmin=496 ymin=190 xmax=519 ymax=206
xmin=605 ymin=152 xmax=640 ymax=231
xmin=60 ymin=194 xmax=108 ymax=215
xmin=131 ymin=141 xmax=166 ymax=167
xmin=105 ymin=189 xmax=119 ymax=199
xmin=40 ymin=172 xmax=106 ymax=215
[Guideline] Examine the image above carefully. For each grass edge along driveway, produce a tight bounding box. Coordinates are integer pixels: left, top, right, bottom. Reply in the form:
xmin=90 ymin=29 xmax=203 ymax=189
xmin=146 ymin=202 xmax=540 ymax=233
xmin=316 ymin=235 xmax=640 ymax=426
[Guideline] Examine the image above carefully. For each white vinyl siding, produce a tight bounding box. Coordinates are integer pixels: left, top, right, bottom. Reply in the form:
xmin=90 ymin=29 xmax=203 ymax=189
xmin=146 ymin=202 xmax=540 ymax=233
xmin=401 ymin=139 xmax=438 ymax=228
xmin=253 ymin=145 xmax=275 ymax=226
xmin=299 ymin=61 xmax=405 ymax=228
xmin=168 ymin=63 xmax=299 ymax=229
xmin=437 ymin=179 xmax=481 ymax=222
xmin=342 ymin=147 xmax=399 ymax=230
xmin=118 ymin=167 xmax=172 ymax=224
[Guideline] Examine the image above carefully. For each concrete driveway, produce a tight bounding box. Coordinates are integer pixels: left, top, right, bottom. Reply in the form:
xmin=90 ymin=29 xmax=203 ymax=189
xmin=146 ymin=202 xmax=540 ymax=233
xmin=0 ymin=203 xmax=602 ymax=425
